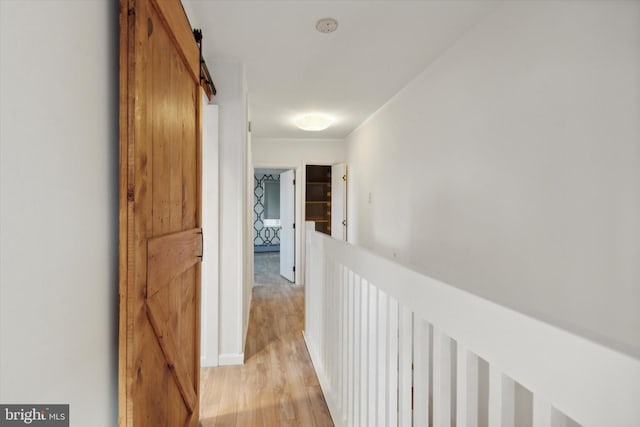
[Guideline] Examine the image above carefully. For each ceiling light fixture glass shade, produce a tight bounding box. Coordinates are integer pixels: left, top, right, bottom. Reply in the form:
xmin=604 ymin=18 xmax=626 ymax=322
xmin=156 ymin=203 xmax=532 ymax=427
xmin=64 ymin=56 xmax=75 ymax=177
xmin=293 ymin=113 xmax=335 ymax=131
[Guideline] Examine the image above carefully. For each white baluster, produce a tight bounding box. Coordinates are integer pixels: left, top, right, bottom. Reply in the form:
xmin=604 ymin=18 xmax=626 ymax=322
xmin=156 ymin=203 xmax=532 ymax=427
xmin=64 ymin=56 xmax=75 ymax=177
xmin=377 ymin=291 xmax=388 ymax=427
xmin=360 ymin=280 xmax=369 ymax=427
xmin=413 ymin=318 xmax=430 ymax=427
xmin=353 ymin=275 xmax=361 ymax=426
xmin=348 ymin=270 xmax=355 ymax=426
xmin=551 ymin=408 xmax=569 ymax=427
xmin=457 ymin=345 xmax=479 ymax=427
xmin=341 ymin=265 xmax=348 ymax=423
xmin=398 ymin=307 xmax=413 ymax=427
xmin=533 ymin=396 xmax=552 ymax=427
xmin=335 ymin=266 xmax=342 ymax=411
xmin=328 ymin=264 xmax=334 ymax=383
xmin=387 ymin=297 xmax=399 ymax=427
xmin=489 ymin=367 xmax=514 ymax=427
xmin=433 ymin=328 xmax=452 ymax=427
xmin=368 ymin=283 xmax=378 ymax=426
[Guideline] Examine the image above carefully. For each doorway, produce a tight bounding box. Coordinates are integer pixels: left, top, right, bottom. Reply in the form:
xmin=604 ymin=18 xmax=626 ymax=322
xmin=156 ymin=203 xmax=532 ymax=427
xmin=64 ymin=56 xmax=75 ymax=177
xmin=305 ymin=163 xmax=348 ymax=241
xmin=253 ymin=168 xmax=296 ymax=286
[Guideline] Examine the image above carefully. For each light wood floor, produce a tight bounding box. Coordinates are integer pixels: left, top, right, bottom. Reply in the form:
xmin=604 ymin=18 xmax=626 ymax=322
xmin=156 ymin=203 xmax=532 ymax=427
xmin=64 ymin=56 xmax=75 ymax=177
xmin=199 ymin=284 xmax=334 ymax=427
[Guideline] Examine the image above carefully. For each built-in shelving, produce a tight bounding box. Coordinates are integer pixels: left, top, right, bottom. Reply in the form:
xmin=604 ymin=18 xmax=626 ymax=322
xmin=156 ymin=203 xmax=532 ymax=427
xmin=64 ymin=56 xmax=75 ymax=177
xmin=305 ymin=165 xmax=332 ymax=235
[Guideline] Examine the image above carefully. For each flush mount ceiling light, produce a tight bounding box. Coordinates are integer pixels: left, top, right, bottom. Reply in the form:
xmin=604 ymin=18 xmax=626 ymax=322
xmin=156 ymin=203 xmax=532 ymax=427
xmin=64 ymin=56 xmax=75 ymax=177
xmin=316 ymin=17 xmax=339 ymax=34
xmin=293 ymin=113 xmax=335 ymax=131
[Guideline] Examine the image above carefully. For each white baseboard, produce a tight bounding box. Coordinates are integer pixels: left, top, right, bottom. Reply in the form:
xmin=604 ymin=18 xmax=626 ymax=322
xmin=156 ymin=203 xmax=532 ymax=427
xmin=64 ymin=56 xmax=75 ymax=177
xmin=201 ymin=355 xmax=218 ymax=368
xmin=218 ymin=353 xmax=244 ymax=366
xmin=302 ymin=331 xmax=343 ymax=427
xmin=243 ymin=293 xmax=252 ymax=352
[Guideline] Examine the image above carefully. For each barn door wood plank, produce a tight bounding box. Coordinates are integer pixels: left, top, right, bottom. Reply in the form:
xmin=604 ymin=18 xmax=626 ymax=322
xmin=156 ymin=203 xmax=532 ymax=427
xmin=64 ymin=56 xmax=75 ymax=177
xmin=147 ymin=295 xmax=198 ymax=412
xmin=147 ymin=228 xmax=203 ymax=297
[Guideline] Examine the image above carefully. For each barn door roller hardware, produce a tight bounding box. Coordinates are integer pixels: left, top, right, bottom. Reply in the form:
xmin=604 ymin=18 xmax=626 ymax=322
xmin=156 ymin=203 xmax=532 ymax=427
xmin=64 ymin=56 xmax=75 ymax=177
xmin=193 ymin=29 xmax=217 ymax=99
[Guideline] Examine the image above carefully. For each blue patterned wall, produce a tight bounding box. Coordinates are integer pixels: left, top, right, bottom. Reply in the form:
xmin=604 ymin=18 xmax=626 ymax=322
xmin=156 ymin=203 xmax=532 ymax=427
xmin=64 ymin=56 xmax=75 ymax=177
xmin=254 ymin=174 xmax=281 ymax=247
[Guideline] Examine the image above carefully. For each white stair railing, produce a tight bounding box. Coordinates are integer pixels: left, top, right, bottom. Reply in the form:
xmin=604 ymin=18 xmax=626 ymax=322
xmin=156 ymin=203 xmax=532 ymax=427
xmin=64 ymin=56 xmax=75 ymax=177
xmin=303 ymin=224 xmax=640 ymax=427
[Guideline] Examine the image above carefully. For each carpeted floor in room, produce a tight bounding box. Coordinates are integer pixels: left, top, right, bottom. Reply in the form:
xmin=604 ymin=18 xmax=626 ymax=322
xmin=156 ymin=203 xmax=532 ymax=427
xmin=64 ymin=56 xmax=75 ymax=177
xmin=253 ymin=252 xmax=295 ymax=286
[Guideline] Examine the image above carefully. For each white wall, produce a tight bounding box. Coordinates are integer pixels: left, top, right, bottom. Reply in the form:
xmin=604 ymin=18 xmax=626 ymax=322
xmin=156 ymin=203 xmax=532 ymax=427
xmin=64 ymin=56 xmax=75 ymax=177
xmin=201 ymin=102 xmax=219 ymax=367
xmin=253 ymin=138 xmax=346 ymax=285
xmin=346 ymin=1 xmax=640 ymax=357
xmin=243 ymin=100 xmax=252 ymax=355
xmin=0 ymin=1 xmax=117 ymax=425
xmin=211 ymin=61 xmax=249 ymax=365
xmin=253 ymin=138 xmax=346 ymax=167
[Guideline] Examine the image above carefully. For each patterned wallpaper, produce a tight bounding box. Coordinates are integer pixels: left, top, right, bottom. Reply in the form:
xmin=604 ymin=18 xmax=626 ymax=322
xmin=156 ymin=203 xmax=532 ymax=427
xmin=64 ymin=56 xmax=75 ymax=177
xmin=254 ymin=174 xmax=280 ymax=247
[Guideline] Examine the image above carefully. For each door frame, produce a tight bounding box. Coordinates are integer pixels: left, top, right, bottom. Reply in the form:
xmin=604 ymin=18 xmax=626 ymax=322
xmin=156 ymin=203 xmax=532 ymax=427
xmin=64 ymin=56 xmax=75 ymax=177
xmin=252 ymin=163 xmax=301 ymax=285
xmin=200 ymin=101 xmax=219 ymax=368
xmin=331 ymin=162 xmax=348 ymax=241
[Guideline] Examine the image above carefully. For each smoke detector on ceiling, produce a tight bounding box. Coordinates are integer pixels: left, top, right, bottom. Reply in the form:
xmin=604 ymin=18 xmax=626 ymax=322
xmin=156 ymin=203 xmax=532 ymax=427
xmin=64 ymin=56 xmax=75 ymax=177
xmin=316 ymin=18 xmax=339 ymax=34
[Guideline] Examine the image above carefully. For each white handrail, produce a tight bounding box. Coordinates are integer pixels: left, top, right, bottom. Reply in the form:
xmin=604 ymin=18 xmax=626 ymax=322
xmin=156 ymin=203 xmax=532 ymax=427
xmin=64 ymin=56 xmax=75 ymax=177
xmin=304 ymin=224 xmax=640 ymax=427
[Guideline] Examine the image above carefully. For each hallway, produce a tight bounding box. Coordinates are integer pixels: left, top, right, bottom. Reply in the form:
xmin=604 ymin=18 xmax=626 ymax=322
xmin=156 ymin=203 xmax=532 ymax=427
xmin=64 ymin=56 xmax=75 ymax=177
xmin=199 ymin=283 xmax=333 ymax=426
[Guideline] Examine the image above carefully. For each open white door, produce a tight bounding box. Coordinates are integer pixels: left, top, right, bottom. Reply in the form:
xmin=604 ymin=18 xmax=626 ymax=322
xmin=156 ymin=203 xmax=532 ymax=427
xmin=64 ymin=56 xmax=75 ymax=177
xmin=280 ymin=169 xmax=295 ymax=282
xmin=331 ymin=163 xmax=347 ymax=241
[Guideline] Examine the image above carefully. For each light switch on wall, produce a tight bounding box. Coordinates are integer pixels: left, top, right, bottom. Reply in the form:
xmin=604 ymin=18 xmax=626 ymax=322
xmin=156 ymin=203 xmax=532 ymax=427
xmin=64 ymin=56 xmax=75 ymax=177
xmin=368 ymin=192 xmax=372 ymax=204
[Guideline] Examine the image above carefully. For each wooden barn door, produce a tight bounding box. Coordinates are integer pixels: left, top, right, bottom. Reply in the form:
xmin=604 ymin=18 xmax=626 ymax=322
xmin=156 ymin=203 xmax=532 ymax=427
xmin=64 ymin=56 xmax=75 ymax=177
xmin=119 ymin=0 xmax=203 ymax=426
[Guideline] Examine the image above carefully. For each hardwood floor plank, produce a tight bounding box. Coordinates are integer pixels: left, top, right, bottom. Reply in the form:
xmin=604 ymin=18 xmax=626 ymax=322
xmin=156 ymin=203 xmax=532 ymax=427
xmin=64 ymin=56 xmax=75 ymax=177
xmin=200 ymin=284 xmax=334 ymax=426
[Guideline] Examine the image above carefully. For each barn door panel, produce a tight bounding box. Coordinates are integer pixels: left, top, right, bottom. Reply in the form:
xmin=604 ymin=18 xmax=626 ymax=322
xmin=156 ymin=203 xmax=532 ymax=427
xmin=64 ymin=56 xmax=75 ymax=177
xmin=119 ymin=0 xmax=203 ymax=426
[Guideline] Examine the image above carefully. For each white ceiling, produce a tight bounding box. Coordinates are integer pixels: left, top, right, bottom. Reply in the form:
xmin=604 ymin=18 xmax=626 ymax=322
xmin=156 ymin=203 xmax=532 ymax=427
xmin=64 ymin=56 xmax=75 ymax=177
xmin=183 ymin=1 xmax=498 ymax=139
